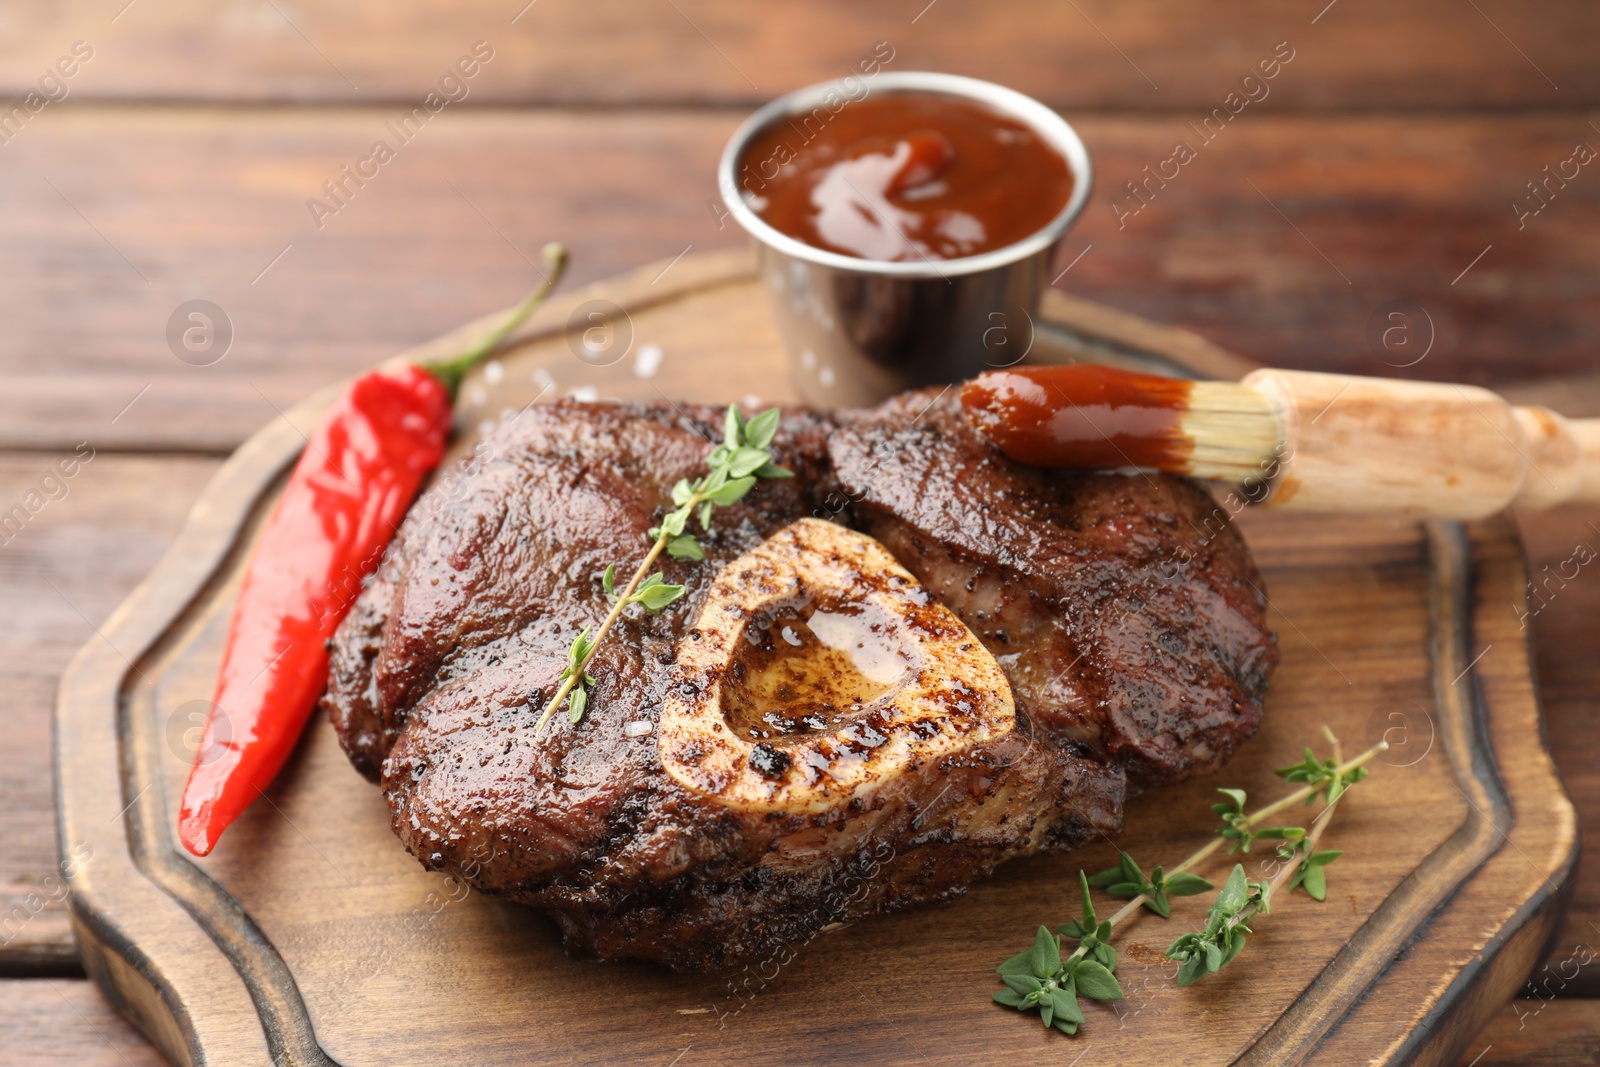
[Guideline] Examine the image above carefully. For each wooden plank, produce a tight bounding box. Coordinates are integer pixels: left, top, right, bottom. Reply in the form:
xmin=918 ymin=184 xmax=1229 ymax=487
xmin=1 ymin=984 xmax=1594 ymax=1067
xmin=0 ymin=454 xmax=221 ymax=973
xmin=0 ymin=0 xmax=1591 ymax=108
xmin=2 ymin=108 xmax=1598 ymax=452
xmin=0 ymin=980 xmax=169 ymax=1066
xmin=1459 ymin=998 xmax=1600 ymax=1065
xmin=1515 ymin=506 xmax=1600 ymax=998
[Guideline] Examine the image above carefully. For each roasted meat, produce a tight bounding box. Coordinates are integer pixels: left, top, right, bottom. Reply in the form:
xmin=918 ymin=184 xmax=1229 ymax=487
xmin=322 ymin=389 xmax=1278 ymax=970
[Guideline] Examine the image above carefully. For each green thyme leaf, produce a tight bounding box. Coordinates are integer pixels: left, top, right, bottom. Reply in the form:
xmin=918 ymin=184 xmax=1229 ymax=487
xmin=742 ymin=407 xmax=780 ymax=448
xmin=666 ymin=534 xmax=704 ymax=560
xmin=1163 ymin=872 xmax=1214 ymax=896
xmin=1214 ymin=788 xmax=1247 ymax=813
xmin=653 ymin=508 xmax=689 ymax=541
xmin=566 ymin=626 xmax=594 ymax=672
xmin=996 ymin=950 xmax=1034 ymax=978
xmin=633 ymin=582 xmax=686 ymax=612
xmin=1028 ymin=926 xmax=1061 ymax=979
xmin=992 ymin=988 xmax=1027 ymax=1009
xmin=1256 ymin=826 xmax=1307 ymax=843
xmin=1214 ymin=865 xmax=1249 ymax=912
xmin=1166 ymin=864 xmax=1276 ymax=986
xmin=1086 ymin=865 xmax=1123 ymax=889
xmin=704 ymin=475 xmax=757 ymax=507
xmin=1002 ymin=973 xmax=1042 ymax=998
xmin=1276 ymin=746 xmax=1370 ymax=806
xmin=726 ymin=446 xmax=774 ymax=478
xmin=1052 ymin=985 xmax=1084 ymax=1034
xmin=1069 ymin=959 xmax=1124 ymax=1001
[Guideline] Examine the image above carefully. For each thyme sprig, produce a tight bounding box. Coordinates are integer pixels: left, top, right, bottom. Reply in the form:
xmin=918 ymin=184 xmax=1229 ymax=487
xmin=1212 ymin=788 xmax=1307 ymax=855
xmin=1166 ymin=777 xmax=1349 ymax=985
xmin=994 ymin=873 xmax=1126 ymax=1035
xmin=532 ymin=404 xmax=791 ymax=733
xmin=1088 ymin=851 xmax=1213 ymax=918
xmin=992 ymin=735 xmax=1387 ymax=1034
xmin=1277 ymin=744 xmax=1371 ymax=806
xmin=1165 ymin=864 xmax=1274 ymax=986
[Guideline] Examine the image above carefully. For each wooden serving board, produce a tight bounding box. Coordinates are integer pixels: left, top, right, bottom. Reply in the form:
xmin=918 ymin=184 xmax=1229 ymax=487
xmin=58 ymin=250 xmax=1575 ymax=1067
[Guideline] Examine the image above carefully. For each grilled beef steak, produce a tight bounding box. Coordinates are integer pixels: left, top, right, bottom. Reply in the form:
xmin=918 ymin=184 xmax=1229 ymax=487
xmin=322 ymin=390 xmax=1278 ymax=970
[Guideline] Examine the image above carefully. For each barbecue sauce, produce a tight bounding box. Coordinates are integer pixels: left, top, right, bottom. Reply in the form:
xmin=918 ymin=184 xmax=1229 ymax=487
xmin=735 ymin=93 xmax=1074 ymax=262
xmin=961 ymin=365 xmax=1196 ymax=470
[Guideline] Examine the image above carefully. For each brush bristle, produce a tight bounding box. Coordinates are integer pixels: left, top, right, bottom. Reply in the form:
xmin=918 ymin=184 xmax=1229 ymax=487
xmin=1178 ymin=381 xmax=1284 ymax=482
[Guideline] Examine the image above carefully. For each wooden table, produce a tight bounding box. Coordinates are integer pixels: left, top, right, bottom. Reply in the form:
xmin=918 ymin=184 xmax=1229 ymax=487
xmin=2 ymin=2 xmax=1597 ymax=1062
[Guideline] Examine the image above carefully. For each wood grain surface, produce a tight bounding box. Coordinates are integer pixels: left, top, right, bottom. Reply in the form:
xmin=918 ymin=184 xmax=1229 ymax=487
xmin=52 ymin=257 xmax=1575 ymax=1066
xmin=0 ymin=0 xmax=1591 ymax=108
xmin=0 ymin=456 xmax=223 ymax=974
xmin=4 ymin=111 xmax=1598 ymax=452
xmin=0 ymin=980 xmax=170 ymax=1066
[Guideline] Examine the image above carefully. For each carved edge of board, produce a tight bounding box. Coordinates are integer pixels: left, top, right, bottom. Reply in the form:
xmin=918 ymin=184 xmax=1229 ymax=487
xmin=1236 ymin=520 xmax=1576 ymax=1066
xmin=1383 ymin=519 xmax=1578 ymax=1067
xmin=52 ymin=251 xmax=1573 ymax=1067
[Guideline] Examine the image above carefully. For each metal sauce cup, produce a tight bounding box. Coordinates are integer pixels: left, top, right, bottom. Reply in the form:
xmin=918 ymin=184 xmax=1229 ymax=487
xmin=719 ymin=72 xmax=1093 ymax=408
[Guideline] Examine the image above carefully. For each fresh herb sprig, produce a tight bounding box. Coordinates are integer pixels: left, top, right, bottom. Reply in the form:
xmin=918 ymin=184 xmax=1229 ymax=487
xmin=1277 ymin=745 xmax=1371 ymax=805
xmin=994 ymin=874 xmax=1126 ymax=1034
xmin=532 ymin=405 xmax=791 ymax=733
xmin=993 ymin=736 xmax=1387 ymax=1033
xmin=1284 ymin=843 xmax=1343 ymax=901
xmin=1165 ymin=749 xmax=1359 ymax=985
xmin=1088 ymin=851 xmax=1213 ymax=918
xmin=1211 ymin=788 xmax=1307 ymax=855
xmin=1165 ymin=864 xmax=1273 ymax=986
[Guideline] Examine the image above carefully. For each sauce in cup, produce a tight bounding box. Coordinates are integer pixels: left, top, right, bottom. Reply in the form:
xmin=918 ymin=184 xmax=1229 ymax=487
xmin=735 ymin=93 xmax=1074 ymax=263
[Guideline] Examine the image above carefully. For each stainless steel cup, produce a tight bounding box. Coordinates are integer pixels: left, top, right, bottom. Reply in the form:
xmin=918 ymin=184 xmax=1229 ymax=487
xmin=718 ymin=71 xmax=1093 ymax=408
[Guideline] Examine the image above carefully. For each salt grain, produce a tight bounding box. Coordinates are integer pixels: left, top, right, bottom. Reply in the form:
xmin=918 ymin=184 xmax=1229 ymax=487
xmin=633 ymin=343 xmax=664 ymax=379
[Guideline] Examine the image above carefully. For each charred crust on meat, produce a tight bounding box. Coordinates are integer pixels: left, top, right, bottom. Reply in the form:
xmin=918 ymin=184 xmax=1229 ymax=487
xmin=748 ymin=743 xmax=791 ymax=779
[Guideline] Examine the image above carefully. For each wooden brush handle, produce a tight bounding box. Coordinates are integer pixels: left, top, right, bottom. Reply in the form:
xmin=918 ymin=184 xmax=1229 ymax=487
xmin=1242 ymin=369 xmax=1600 ymax=518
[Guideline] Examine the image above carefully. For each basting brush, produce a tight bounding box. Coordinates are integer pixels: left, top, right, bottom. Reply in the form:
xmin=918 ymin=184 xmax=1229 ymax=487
xmin=961 ymin=364 xmax=1600 ymax=519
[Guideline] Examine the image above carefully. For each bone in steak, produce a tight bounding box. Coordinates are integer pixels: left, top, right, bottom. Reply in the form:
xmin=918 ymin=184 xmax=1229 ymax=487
xmin=322 ymin=389 xmax=1278 ymax=970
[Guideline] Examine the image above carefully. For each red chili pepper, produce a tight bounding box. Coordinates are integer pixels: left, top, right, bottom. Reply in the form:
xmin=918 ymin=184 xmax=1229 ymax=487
xmin=178 ymin=246 xmax=566 ymax=857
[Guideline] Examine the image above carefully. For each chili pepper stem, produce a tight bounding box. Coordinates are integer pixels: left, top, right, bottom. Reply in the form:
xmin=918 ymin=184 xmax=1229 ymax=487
xmin=422 ymin=243 xmax=568 ymax=398
xmin=532 ymin=486 xmax=712 ymax=735
xmin=1103 ymin=740 xmax=1387 ymax=928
